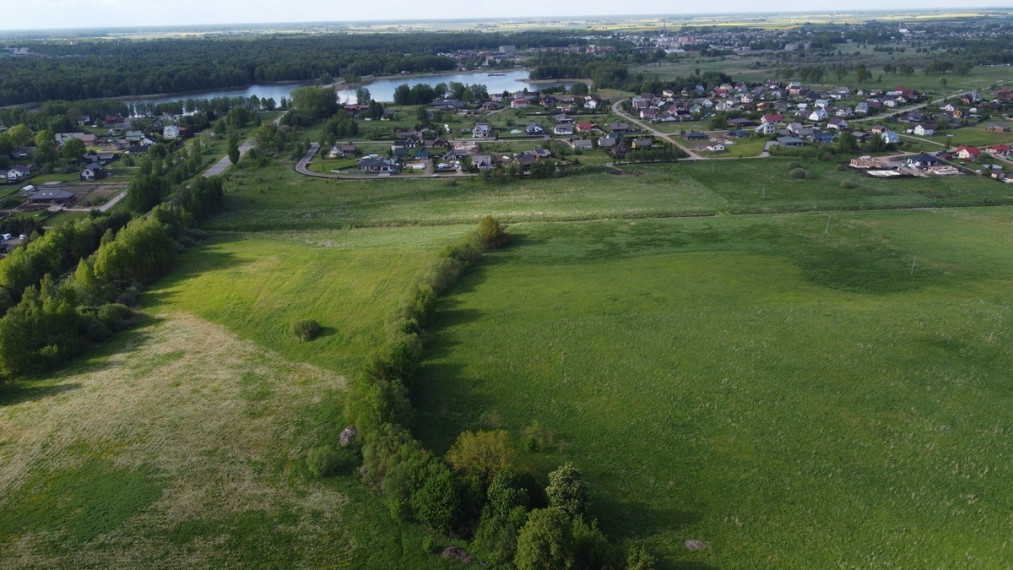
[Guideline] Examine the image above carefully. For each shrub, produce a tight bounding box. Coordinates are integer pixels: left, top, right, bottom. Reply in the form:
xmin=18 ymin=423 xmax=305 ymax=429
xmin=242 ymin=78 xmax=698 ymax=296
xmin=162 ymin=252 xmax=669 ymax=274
xmin=788 ymin=161 xmax=803 ymax=169
xmin=290 ymin=318 xmax=321 ymax=341
xmin=446 ymin=430 xmax=516 ymax=486
xmin=98 ymin=303 xmax=134 ymax=331
xmin=306 ymin=445 xmax=344 ymax=478
xmin=840 ymin=179 xmax=857 ymax=189
xmin=789 ymin=167 xmax=807 ymax=179
xmin=478 ymin=215 xmax=511 ymax=249
xmin=804 ymin=169 xmax=816 ymax=179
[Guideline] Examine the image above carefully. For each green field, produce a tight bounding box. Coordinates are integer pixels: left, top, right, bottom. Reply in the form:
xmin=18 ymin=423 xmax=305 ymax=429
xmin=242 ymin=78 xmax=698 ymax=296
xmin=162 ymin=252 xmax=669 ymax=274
xmin=0 ymin=227 xmax=478 ymax=569
xmin=413 ymin=209 xmax=1013 ymax=567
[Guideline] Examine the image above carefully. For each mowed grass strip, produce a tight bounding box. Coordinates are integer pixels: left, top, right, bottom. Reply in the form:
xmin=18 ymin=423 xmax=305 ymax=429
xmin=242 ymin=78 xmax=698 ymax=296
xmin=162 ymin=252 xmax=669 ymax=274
xmin=143 ymin=228 xmax=454 ymax=372
xmin=413 ymin=208 xmax=1013 ymax=568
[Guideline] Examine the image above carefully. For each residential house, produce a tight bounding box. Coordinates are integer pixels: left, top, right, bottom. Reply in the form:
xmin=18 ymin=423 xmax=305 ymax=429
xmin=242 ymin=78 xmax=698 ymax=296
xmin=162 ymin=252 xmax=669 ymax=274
xmin=357 ymin=156 xmax=398 ymax=172
xmin=777 ymin=136 xmax=805 ymax=147
xmin=80 ymin=162 xmax=106 ymax=181
xmin=808 ymin=108 xmax=828 ymax=122
xmin=704 ymin=143 xmax=726 ymax=152
xmin=28 ymin=188 xmax=75 ymax=206
xmin=880 ymin=131 xmax=901 ymax=145
xmin=525 ymin=123 xmax=545 ymax=136
xmin=6 ymin=165 xmax=30 ymax=183
xmin=755 ymin=122 xmax=777 ymax=135
xmin=984 ymin=123 xmax=1010 ymax=133
xmin=854 ymin=102 xmax=869 ymax=115
xmin=827 ymin=117 xmax=848 ymax=130
xmin=907 ymin=153 xmax=942 ymax=168
xmin=163 ymin=125 xmax=180 ymax=139
xmin=987 ymin=144 xmax=1011 ymax=157
xmin=685 ymin=131 xmax=709 ymax=141
xmin=630 ymin=138 xmax=653 ymax=149
xmin=472 ymin=123 xmax=492 ymax=139
xmin=912 ymin=124 xmax=935 ymax=136
xmin=572 ymin=139 xmax=593 ymax=151
xmin=762 ymin=114 xmax=783 ymax=124
xmin=597 ymin=136 xmax=617 ymax=148
xmin=553 ymin=123 xmax=574 ymax=136
xmin=471 ymin=155 xmax=494 ymax=170
xmin=812 ymin=132 xmax=836 ymax=144
xmin=575 ymin=122 xmax=598 ymax=133
xmin=956 ymin=145 xmax=981 ymax=160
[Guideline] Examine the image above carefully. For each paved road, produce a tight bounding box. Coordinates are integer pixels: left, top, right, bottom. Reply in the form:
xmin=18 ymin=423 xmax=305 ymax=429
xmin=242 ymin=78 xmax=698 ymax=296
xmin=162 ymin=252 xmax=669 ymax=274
xmin=203 ymin=141 xmax=253 ymax=177
xmin=851 ymin=90 xmax=974 ymax=124
xmin=611 ymin=99 xmax=704 ymax=159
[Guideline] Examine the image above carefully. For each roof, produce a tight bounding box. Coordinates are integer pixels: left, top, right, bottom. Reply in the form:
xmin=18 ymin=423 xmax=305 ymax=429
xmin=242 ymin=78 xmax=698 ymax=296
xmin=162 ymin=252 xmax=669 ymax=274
xmin=30 ymin=188 xmax=74 ymax=201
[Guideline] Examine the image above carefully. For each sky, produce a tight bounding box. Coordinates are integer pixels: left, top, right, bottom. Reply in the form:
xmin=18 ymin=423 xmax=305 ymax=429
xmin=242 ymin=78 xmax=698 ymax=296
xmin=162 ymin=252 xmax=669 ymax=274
xmin=3 ymin=0 xmax=1007 ymax=32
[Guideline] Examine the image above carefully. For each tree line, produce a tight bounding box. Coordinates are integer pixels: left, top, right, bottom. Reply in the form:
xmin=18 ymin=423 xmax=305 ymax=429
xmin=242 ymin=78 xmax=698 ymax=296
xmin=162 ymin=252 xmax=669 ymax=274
xmin=0 ymin=31 xmax=589 ymax=106
xmin=0 ymin=137 xmax=223 ymax=381
xmin=334 ymin=217 xmax=655 ymax=568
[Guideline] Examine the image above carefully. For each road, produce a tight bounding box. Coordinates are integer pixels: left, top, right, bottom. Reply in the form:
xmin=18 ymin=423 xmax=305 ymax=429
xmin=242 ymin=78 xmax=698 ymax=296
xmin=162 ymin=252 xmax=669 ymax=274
xmin=294 ymin=143 xmax=477 ymax=180
xmin=203 ymin=141 xmax=254 ymax=177
xmin=611 ymin=99 xmax=704 ymax=159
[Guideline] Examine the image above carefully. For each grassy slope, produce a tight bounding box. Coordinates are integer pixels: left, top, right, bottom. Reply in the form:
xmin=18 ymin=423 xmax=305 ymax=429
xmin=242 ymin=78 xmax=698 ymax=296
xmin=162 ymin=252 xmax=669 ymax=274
xmin=0 ymin=227 xmax=470 ymax=569
xmin=413 ymin=208 xmax=1013 ymax=568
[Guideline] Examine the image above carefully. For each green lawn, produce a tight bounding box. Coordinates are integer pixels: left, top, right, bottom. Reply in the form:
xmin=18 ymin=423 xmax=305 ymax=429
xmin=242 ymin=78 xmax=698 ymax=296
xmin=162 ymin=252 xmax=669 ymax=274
xmin=413 ymin=208 xmax=1013 ymax=568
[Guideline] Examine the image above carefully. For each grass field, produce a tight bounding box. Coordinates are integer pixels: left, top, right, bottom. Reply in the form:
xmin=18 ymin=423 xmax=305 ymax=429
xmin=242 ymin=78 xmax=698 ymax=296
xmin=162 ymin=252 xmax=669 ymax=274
xmin=212 ymin=158 xmax=1013 ymax=231
xmin=0 ymin=227 xmax=477 ymax=569
xmin=413 ymin=208 xmax=1013 ymax=568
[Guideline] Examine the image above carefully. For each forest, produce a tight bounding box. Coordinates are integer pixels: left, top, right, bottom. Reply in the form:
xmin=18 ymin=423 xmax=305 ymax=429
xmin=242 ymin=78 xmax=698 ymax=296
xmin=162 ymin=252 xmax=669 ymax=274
xmin=0 ymin=31 xmax=590 ymax=105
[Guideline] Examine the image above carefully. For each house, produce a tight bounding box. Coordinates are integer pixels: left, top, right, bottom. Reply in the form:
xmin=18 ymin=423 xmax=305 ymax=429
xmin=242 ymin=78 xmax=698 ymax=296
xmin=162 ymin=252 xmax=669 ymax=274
xmin=163 ymin=125 xmax=180 ymax=139
xmin=704 ymin=143 xmax=726 ymax=152
xmin=608 ymin=122 xmax=631 ymax=135
xmin=553 ymin=124 xmax=574 ymax=136
xmin=525 ymin=123 xmax=545 ymax=136
xmin=987 ymin=144 xmax=1011 ymax=156
xmin=827 ymin=117 xmax=848 ymax=130
xmin=912 ymin=124 xmax=935 ymax=136
xmin=777 ymin=136 xmax=805 ymax=147
xmin=685 ymin=131 xmax=709 ymax=141
xmin=984 ymin=123 xmax=1010 ymax=133
xmin=6 ymin=165 xmax=30 ymax=183
xmin=28 ymin=188 xmax=75 ymax=206
xmin=755 ymin=122 xmax=777 ymax=135
xmin=956 ymin=145 xmax=981 ymax=160
xmin=471 ymin=155 xmax=494 ymax=170
xmin=762 ymin=114 xmax=783 ymax=124
xmin=854 ymin=102 xmax=869 ymax=115
xmin=575 ymin=122 xmax=598 ymax=133
xmin=880 ymin=131 xmax=901 ymax=145
xmin=812 ymin=132 xmax=836 ymax=144
xmin=80 ymin=162 xmax=106 ymax=181
xmin=572 ymin=139 xmax=593 ymax=151
xmin=907 ymin=153 xmax=942 ymax=168
xmin=472 ymin=123 xmax=492 ymax=139
xmin=808 ymin=108 xmax=828 ymax=122
xmin=630 ymin=138 xmax=653 ymax=149
xmin=357 ymin=156 xmax=398 ymax=172
xmin=510 ymin=98 xmax=529 ymax=109
xmin=597 ymin=136 xmax=617 ymax=148
xmin=869 ymin=125 xmax=887 ymax=135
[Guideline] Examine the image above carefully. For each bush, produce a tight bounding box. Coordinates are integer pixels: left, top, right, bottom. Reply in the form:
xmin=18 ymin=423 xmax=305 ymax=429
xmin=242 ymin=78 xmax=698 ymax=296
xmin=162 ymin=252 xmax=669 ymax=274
xmin=306 ymin=445 xmax=344 ymax=478
xmin=840 ymin=179 xmax=857 ymax=189
xmin=804 ymin=169 xmax=816 ymax=179
xmin=98 ymin=303 xmax=134 ymax=331
xmin=291 ymin=318 xmax=321 ymax=341
xmin=478 ymin=215 xmax=511 ymax=249
xmin=789 ymin=167 xmax=807 ymax=179
xmin=789 ymin=161 xmax=803 ymax=170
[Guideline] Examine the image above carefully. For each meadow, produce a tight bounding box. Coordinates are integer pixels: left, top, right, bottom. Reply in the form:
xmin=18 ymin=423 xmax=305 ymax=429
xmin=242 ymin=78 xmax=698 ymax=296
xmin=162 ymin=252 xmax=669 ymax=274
xmin=0 ymin=227 xmax=476 ymax=569
xmin=211 ymin=158 xmax=1013 ymax=231
xmin=413 ymin=208 xmax=1013 ymax=568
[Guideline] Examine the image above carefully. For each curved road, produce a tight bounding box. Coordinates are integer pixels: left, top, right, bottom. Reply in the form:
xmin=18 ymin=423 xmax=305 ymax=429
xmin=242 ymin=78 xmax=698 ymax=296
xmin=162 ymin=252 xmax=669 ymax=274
xmin=295 ymin=143 xmax=478 ymax=180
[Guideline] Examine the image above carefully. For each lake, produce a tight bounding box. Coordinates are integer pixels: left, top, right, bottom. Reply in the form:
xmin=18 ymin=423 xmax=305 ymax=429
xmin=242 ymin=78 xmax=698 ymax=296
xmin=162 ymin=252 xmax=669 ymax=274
xmin=335 ymin=70 xmax=576 ymax=103
xmin=123 ymin=70 xmax=575 ymax=108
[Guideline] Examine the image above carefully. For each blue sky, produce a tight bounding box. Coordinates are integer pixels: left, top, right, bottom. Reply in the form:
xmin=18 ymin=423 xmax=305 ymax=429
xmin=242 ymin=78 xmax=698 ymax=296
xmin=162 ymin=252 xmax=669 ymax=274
xmin=3 ymin=0 xmax=1006 ymax=31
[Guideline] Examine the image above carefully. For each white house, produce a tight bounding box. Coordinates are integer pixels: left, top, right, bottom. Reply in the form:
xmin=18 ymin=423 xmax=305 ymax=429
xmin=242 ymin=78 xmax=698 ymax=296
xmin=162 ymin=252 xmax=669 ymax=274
xmin=163 ymin=125 xmax=180 ymax=139
xmin=881 ymin=130 xmax=901 ymax=144
xmin=913 ymin=124 xmax=935 ymax=136
xmin=808 ymin=108 xmax=828 ymax=122
xmin=472 ymin=123 xmax=492 ymax=138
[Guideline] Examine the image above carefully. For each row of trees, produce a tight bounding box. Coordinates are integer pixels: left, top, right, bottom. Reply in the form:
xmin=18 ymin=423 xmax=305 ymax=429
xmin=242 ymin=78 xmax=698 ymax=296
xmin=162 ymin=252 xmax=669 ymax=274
xmin=336 ymin=217 xmax=654 ymax=567
xmin=0 ymin=131 xmax=223 ymax=382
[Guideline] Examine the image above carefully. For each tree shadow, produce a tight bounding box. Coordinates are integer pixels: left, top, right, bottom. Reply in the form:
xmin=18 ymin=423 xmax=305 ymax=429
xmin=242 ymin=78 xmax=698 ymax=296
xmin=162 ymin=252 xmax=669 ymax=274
xmin=0 ymin=381 xmax=81 ymax=407
xmin=139 ymin=239 xmax=245 ymax=307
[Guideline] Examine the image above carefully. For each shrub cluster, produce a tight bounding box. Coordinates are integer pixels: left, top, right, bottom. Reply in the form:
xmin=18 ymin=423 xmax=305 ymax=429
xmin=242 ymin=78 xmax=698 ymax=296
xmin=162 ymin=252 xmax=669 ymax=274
xmin=290 ymin=318 xmax=321 ymax=341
